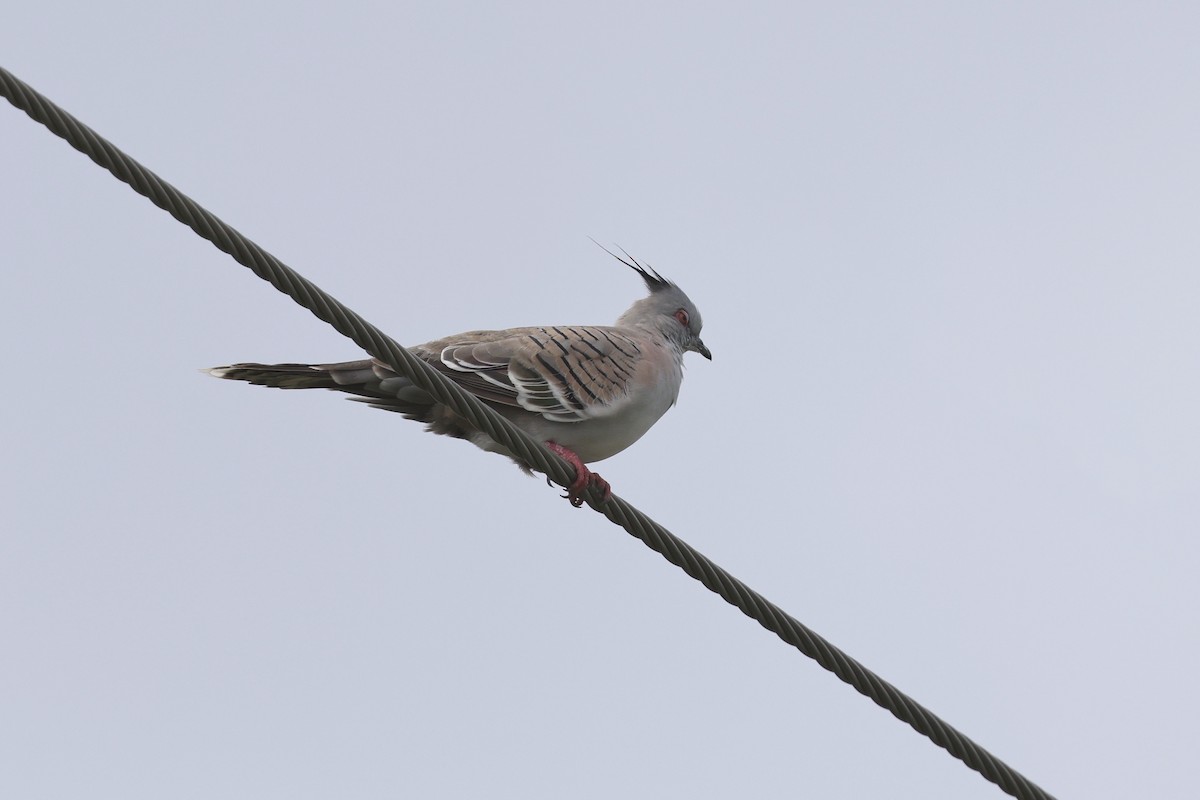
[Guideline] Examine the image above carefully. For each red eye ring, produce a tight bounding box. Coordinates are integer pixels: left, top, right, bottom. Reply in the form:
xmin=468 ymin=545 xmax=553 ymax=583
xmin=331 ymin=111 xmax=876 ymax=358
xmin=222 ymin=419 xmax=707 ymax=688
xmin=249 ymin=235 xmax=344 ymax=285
xmin=674 ymin=309 xmax=690 ymax=327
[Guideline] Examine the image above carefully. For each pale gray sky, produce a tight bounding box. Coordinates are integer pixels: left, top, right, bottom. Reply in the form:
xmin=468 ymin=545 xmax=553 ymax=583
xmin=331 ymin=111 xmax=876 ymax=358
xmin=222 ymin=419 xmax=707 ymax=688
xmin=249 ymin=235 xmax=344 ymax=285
xmin=3 ymin=3 xmax=1198 ymax=799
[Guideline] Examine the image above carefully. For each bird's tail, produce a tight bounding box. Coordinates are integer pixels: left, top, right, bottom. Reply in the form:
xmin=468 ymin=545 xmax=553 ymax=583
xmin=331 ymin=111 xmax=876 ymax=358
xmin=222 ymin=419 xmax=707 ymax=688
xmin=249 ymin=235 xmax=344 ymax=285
xmin=206 ymin=360 xmax=377 ymax=390
xmin=208 ymin=358 xmax=512 ymax=461
xmin=206 ymin=358 xmax=445 ymax=419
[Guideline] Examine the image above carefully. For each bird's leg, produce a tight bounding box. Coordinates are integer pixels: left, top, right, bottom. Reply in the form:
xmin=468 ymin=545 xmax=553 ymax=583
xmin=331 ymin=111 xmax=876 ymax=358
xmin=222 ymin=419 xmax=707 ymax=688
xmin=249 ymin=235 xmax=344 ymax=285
xmin=545 ymin=441 xmax=611 ymax=507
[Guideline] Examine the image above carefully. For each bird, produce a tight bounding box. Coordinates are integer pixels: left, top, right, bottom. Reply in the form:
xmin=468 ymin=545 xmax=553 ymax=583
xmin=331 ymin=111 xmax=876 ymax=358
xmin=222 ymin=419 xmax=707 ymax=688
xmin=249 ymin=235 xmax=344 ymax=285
xmin=207 ymin=249 xmax=711 ymax=506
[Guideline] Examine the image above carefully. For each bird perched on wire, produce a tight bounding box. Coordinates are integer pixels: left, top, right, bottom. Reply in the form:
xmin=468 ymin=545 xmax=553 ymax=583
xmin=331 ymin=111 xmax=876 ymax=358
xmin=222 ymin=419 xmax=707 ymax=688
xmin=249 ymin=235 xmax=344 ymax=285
xmin=207 ymin=249 xmax=711 ymax=506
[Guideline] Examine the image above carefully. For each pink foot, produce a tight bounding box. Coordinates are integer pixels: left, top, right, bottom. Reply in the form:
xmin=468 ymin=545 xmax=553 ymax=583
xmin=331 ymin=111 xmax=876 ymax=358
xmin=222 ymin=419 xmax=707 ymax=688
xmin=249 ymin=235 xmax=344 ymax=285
xmin=545 ymin=441 xmax=612 ymax=507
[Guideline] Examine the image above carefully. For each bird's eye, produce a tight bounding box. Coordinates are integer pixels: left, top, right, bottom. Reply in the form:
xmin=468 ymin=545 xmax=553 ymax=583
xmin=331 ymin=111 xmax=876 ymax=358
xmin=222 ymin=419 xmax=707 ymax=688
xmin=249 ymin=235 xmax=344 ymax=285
xmin=674 ymin=309 xmax=690 ymax=327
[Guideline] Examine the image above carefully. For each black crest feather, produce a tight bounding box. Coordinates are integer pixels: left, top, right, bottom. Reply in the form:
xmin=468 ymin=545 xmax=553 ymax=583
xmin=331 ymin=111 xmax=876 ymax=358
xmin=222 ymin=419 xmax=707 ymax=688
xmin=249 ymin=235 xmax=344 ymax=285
xmin=590 ymin=239 xmax=673 ymax=292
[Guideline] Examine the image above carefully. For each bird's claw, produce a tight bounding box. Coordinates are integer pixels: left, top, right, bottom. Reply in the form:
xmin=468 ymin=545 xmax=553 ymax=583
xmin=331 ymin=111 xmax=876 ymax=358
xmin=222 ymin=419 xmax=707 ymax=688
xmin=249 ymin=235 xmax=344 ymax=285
xmin=545 ymin=441 xmax=612 ymax=508
xmin=561 ymin=472 xmax=611 ymax=508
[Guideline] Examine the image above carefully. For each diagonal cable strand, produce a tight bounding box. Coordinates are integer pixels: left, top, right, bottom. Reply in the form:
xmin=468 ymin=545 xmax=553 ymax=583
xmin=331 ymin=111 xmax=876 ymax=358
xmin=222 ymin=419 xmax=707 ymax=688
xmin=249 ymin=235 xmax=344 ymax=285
xmin=0 ymin=65 xmax=1055 ymax=800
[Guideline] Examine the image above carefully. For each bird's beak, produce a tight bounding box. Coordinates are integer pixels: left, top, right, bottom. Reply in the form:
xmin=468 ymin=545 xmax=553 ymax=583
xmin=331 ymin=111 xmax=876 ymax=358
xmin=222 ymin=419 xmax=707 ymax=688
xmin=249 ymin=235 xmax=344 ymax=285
xmin=693 ymin=338 xmax=712 ymax=361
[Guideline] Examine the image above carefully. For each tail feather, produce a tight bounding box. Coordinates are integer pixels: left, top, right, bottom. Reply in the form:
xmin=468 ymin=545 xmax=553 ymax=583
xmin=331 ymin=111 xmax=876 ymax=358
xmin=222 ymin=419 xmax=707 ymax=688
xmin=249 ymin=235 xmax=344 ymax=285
xmin=206 ymin=359 xmax=474 ymax=439
xmin=206 ymin=362 xmax=342 ymax=390
xmin=208 ymin=358 xmax=524 ymax=464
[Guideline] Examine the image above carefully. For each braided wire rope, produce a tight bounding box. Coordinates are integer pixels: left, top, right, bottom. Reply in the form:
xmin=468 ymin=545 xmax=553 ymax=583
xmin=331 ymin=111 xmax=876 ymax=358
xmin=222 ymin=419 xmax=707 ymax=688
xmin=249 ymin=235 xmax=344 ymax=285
xmin=1 ymin=66 xmax=1055 ymax=800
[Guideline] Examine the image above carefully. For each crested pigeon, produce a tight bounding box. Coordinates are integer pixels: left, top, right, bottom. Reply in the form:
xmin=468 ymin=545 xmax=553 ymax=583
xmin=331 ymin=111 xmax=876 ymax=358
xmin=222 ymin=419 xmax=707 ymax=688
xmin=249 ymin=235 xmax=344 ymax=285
xmin=207 ymin=251 xmax=710 ymax=506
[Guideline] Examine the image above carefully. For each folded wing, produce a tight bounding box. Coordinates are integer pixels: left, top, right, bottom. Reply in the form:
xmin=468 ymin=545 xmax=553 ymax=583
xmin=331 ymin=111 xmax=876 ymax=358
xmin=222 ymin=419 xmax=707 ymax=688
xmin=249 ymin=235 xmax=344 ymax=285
xmin=418 ymin=325 xmax=643 ymax=423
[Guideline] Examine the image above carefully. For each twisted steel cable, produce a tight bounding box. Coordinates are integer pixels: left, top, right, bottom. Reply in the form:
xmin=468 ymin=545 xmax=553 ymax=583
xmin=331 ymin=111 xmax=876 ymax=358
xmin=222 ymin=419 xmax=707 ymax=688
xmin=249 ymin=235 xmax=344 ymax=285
xmin=1 ymin=66 xmax=1055 ymax=800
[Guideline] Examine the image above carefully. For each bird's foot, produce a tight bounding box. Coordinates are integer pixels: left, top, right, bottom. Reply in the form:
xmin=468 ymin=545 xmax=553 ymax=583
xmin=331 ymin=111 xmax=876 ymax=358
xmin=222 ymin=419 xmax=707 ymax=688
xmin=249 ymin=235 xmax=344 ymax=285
xmin=545 ymin=441 xmax=611 ymax=507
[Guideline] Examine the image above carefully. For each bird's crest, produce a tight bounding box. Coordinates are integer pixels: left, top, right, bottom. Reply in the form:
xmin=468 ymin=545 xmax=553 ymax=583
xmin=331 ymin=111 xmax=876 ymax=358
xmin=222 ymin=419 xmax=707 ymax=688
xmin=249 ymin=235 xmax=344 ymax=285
xmin=590 ymin=239 xmax=673 ymax=293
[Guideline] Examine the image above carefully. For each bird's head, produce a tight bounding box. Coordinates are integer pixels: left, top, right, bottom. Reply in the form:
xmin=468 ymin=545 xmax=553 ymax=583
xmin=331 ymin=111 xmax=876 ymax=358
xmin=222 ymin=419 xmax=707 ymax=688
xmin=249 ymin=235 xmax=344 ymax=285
xmin=601 ymin=244 xmax=711 ymax=361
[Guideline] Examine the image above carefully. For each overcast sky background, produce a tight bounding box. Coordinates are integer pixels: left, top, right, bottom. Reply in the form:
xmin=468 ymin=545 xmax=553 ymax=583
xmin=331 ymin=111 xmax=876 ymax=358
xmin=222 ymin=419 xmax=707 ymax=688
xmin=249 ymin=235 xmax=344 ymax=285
xmin=3 ymin=4 xmax=1198 ymax=799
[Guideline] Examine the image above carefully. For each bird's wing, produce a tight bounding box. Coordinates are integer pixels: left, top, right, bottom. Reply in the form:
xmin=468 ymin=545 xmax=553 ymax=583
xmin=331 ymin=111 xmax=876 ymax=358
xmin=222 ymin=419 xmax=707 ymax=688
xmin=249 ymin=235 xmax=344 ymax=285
xmin=413 ymin=325 xmax=647 ymax=423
